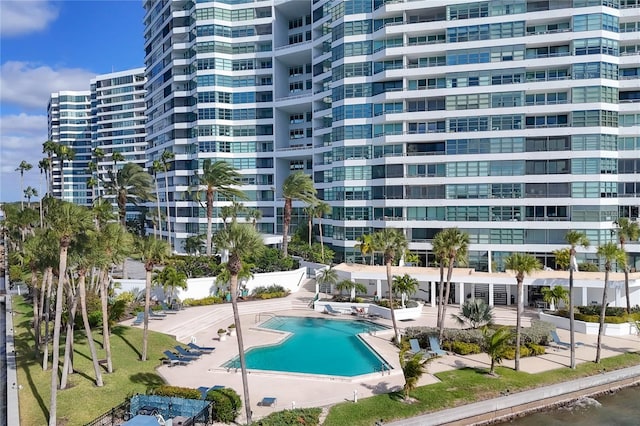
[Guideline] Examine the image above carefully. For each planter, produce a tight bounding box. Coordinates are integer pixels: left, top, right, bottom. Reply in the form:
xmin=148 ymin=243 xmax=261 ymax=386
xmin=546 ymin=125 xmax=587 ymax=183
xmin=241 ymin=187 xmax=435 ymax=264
xmin=539 ymin=311 xmax=638 ymax=336
xmin=228 ymin=328 xmax=236 ymax=337
xmin=218 ymin=333 xmax=227 ymax=341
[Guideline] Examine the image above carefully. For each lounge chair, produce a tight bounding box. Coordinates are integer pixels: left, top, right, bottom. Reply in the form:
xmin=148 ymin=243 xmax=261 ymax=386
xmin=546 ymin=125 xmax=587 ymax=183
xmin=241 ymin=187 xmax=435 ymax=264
xmin=188 ymin=342 xmax=215 ymax=354
xmin=258 ymin=397 xmax=277 ymax=407
xmin=149 ymin=309 xmax=167 ymax=319
xmin=324 ymin=305 xmax=341 ymax=315
xmin=408 ymin=338 xmax=428 ymax=357
xmin=198 ymin=385 xmax=225 ymax=399
xmin=175 ymin=346 xmax=201 ymax=359
xmin=159 ymin=302 xmax=178 ymax=313
xmin=550 ymin=330 xmax=583 ymax=350
xmin=351 ymin=306 xmax=366 ymax=317
xmin=427 ymin=335 xmax=447 ymax=357
xmin=132 ymin=312 xmax=144 ymax=326
xmin=162 ymin=350 xmax=191 ymax=366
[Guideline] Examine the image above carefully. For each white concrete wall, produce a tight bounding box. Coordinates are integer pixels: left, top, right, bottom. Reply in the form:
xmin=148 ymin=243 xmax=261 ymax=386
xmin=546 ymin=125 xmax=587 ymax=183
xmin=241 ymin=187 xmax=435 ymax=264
xmin=313 ymin=301 xmax=424 ymax=321
xmin=539 ymin=312 xmax=638 ymax=336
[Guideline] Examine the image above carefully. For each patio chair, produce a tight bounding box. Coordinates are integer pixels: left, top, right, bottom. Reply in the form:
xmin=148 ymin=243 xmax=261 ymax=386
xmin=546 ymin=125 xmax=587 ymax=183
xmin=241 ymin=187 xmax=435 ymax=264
xmin=148 ymin=309 xmax=167 ymax=319
xmin=132 ymin=312 xmax=144 ymax=326
xmin=408 ymin=338 xmax=428 ymax=357
xmin=174 ymin=346 xmax=201 ymax=359
xmin=550 ymin=330 xmax=583 ymax=350
xmin=159 ymin=302 xmax=178 ymax=313
xmin=324 ymin=305 xmax=341 ymax=315
xmin=198 ymin=385 xmax=225 ymax=399
xmin=162 ymin=350 xmax=191 ymax=366
xmin=427 ymin=335 xmax=448 ymax=357
xmin=188 ymin=342 xmax=215 ymax=354
xmin=258 ymin=397 xmax=277 ymax=407
xmin=351 ymin=306 xmax=366 ymax=317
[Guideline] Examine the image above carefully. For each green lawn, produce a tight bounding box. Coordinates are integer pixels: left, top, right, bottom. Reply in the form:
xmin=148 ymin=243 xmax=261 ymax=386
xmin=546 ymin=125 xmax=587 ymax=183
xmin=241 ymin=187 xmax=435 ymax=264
xmin=12 ymin=296 xmax=179 ymax=425
xmin=323 ymin=352 xmax=640 ymax=426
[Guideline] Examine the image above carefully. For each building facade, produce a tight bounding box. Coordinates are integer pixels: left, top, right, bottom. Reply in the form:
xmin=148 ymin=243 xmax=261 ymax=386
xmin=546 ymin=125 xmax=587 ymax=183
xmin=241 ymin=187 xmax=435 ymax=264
xmin=47 ymin=91 xmax=92 ymax=205
xmin=143 ymin=0 xmax=640 ymax=270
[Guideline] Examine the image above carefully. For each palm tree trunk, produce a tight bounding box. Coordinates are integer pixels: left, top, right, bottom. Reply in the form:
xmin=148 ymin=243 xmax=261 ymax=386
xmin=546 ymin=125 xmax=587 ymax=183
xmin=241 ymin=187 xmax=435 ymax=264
xmin=569 ymin=262 xmax=576 ymax=369
xmin=32 ymin=266 xmax=41 ymax=356
xmin=624 ymin=269 xmax=631 ymax=314
xmin=50 ymin=242 xmax=70 ymax=426
xmin=61 ymin=290 xmax=79 ymax=389
xmin=20 ymin=171 xmax=24 ymax=210
xmin=164 ymin=171 xmax=172 ymax=252
xmin=308 ymin=216 xmax=312 ymax=247
xmin=38 ymin=268 xmax=49 ymax=352
xmin=206 ymin=189 xmax=214 ymax=256
xmin=436 ymin=262 xmax=445 ymax=331
xmin=79 ymin=271 xmax=104 ymax=386
xmin=515 ymin=279 xmax=523 ymax=371
xmin=595 ymin=270 xmax=609 ymax=363
xmin=43 ymin=267 xmax=53 ymax=370
xmin=318 ymin=218 xmax=325 ymax=262
xmin=439 ymin=263 xmax=455 ymax=342
xmin=154 ymin=176 xmax=162 ymax=239
xmin=230 ymin=274 xmax=252 ymax=424
xmin=282 ymin=199 xmax=292 ymax=257
xmin=386 ymin=262 xmax=400 ymax=344
xmin=141 ymin=268 xmax=152 ymax=361
xmin=100 ymin=268 xmax=113 ymax=372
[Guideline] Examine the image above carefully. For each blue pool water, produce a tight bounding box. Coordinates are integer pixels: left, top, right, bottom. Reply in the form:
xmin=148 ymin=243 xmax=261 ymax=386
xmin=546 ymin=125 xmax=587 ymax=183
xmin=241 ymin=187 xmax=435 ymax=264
xmin=223 ymin=316 xmax=391 ymax=376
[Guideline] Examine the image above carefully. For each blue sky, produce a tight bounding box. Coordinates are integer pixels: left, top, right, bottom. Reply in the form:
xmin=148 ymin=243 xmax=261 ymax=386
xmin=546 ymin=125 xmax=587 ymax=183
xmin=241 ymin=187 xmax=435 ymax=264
xmin=0 ymin=0 xmax=145 ymax=202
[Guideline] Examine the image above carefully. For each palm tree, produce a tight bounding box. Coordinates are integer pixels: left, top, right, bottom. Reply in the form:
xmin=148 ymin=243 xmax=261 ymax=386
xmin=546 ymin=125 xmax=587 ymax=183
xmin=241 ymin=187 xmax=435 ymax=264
xmin=371 ymin=228 xmax=408 ymax=345
xmin=614 ymin=218 xmax=639 ymax=314
xmin=304 ymin=203 xmax=315 ymax=247
xmin=247 ymin=208 xmax=262 ymax=229
xmin=45 ymin=200 xmax=94 ymax=426
xmin=314 ymin=201 xmax=331 ymax=262
xmin=336 ymin=279 xmax=367 ymax=302
xmin=504 ymin=252 xmax=541 ymax=371
xmin=399 ymin=347 xmax=429 ymax=401
xmin=215 ymin=222 xmax=264 ymax=425
xmin=316 ymin=266 xmax=339 ymax=295
xmin=55 ymin=144 xmax=75 ymax=201
xmin=595 ymin=242 xmax=626 ymax=363
xmin=151 ymin=160 xmax=164 ymax=239
xmin=38 ymin=158 xmax=51 ymax=226
xmin=182 ymin=234 xmax=205 ymax=255
xmin=160 ymin=150 xmax=175 ymax=250
xmin=16 ymin=160 xmax=33 ymax=210
xmin=23 ymin=186 xmax=38 ymax=208
xmin=393 ymin=274 xmax=419 ymax=308
xmin=191 ymin=159 xmax=246 ymax=255
xmin=433 ymin=228 xmax=469 ymax=343
xmin=355 ymin=234 xmax=374 ymax=265
xmin=563 ymin=230 xmax=590 ymax=369
xmin=452 ymin=299 xmax=494 ymax=329
xmin=281 ymin=172 xmax=317 ymax=257
xmin=483 ymin=326 xmax=511 ymax=376
xmin=541 ymin=286 xmax=569 ymax=311
xmin=153 ymin=265 xmax=187 ymax=306
xmin=42 ymin=140 xmax=57 ymax=195
xmin=135 ymin=237 xmax=170 ymax=361
xmin=102 ymin=162 xmax=155 ymax=227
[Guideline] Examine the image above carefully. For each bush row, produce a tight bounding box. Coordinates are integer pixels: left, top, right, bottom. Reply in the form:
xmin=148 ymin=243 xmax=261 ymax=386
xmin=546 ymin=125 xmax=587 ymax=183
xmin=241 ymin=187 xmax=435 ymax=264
xmin=147 ymin=385 xmax=201 ymax=400
xmin=554 ymin=309 xmax=640 ymax=324
xmin=256 ymin=408 xmax=322 ymax=426
xmin=183 ymin=296 xmax=223 ymax=307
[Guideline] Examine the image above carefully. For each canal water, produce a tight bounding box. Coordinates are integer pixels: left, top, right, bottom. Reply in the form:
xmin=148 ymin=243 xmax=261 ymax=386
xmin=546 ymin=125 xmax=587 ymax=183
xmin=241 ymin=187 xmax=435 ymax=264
xmin=504 ymin=384 xmax=639 ymax=425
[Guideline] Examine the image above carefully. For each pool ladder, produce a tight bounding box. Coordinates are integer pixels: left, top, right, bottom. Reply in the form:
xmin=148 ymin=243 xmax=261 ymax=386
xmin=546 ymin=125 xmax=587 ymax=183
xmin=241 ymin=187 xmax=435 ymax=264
xmin=379 ymin=364 xmax=390 ymax=376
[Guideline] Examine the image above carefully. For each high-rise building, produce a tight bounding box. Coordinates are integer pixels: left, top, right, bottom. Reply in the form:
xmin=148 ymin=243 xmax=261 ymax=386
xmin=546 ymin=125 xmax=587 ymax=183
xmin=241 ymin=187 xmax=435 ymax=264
xmin=47 ymin=91 xmax=92 ymax=205
xmin=90 ymin=68 xmax=148 ymax=222
xmin=143 ymin=0 xmax=640 ymax=271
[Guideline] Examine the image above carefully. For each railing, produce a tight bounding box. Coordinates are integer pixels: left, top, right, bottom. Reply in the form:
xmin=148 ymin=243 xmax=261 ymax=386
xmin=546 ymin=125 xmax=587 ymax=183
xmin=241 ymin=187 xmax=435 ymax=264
xmin=84 ymin=400 xmax=131 ymax=426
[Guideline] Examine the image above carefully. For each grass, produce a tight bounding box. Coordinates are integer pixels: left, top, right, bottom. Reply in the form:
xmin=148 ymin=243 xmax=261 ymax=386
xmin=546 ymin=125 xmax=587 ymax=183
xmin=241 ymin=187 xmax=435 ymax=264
xmin=323 ymin=352 xmax=640 ymax=426
xmin=12 ymin=296 xmax=179 ymax=425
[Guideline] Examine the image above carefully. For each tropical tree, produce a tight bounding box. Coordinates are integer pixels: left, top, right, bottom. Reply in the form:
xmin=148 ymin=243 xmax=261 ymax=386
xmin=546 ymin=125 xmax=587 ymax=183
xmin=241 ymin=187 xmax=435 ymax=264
xmin=614 ymin=218 xmax=639 ymax=314
xmin=55 ymin=144 xmax=75 ymax=200
xmin=371 ymin=228 xmax=408 ymax=344
xmin=563 ymin=230 xmax=590 ymax=369
xmin=215 ymin=222 xmax=264 ymax=425
xmin=191 ymin=159 xmax=246 ymax=255
xmin=504 ymin=252 xmax=541 ymax=371
xmin=399 ymin=346 xmax=429 ymax=400
xmin=281 ymin=172 xmax=317 ymax=257
xmin=42 ymin=140 xmax=57 ymax=195
xmin=183 ymin=234 xmax=205 ymax=255
xmin=247 ymin=208 xmax=262 ymax=229
xmin=432 ymin=228 xmax=469 ymax=343
xmin=452 ymin=299 xmax=494 ymax=329
xmin=16 ymin=160 xmax=33 ymax=210
xmin=314 ymin=201 xmax=331 ymax=262
xmin=102 ymin=162 xmax=155 ymax=227
xmin=23 ymin=186 xmax=38 ymax=208
xmin=45 ymin=200 xmax=94 ymax=426
xmin=160 ymin=150 xmax=175 ymax=250
xmin=153 ymin=265 xmax=187 ymax=306
xmin=393 ymin=274 xmax=419 ymax=308
xmin=151 ymin=160 xmax=164 ymax=239
xmin=316 ymin=267 xmax=339 ymax=295
xmin=336 ymin=279 xmax=367 ymax=302
xmin=483 ymin=326 xmax=512 ymax=376
xmin=595 ymin=242 xmax=626 ymax=363
xmin=135 ymin=237 xmax=170 ymax=361
xmin=355 ymin=234 xmax=374 ymax=265
xmin=541 ymin=285 xmax=569 ymax=311
xmin=304 ymin=203 xmax=315 ymax=247
xmin=38 ymin=158 xmax=51 ymax=225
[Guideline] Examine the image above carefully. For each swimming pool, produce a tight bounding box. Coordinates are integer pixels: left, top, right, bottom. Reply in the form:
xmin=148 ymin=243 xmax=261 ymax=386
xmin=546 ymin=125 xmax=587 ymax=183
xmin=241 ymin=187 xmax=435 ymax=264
xmin=223 ymin=316 xmax=391 ymax=377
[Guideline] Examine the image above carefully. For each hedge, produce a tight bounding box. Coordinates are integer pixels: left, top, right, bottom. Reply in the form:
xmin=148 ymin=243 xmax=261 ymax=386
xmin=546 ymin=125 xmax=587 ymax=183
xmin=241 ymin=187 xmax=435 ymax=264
xmin=183 ymin=296 xmax=223 ymax=307
xmin=206 ymin=388 xmax=242 ymax=423
xmin=255 ymin=408 xmax=322 ymax=426
xmin=147 ymin=385 xmax=201 ymax=400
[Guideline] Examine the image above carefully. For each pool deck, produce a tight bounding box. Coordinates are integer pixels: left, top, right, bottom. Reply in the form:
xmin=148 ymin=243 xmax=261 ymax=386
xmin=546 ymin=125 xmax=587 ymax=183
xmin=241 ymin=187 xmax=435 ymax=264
xmin=129 ymin=281 xmax=640 ymax=423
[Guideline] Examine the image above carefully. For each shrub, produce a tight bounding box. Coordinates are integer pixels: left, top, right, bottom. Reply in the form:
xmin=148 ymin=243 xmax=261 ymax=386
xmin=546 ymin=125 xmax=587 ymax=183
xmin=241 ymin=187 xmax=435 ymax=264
xmin=207 ymin=388 xmax=242 ymax=423
xmin=183 ymin=296 xmax=223 ymax=307
xmin=521 ymin=320 xmax=555 ymax=345
xmin=115 ymin=291 xmax=136 ymax=304
xmin=444 ymin=341 xmax=482 ymax=355
xmin=526 ymin=343 xmax=546 ymax=356
xmin=246 ymin=247 xmax=297 ymax=273
xmin=148 ymin=385 xmax=201 ymax=400
xmin=252 ymin=284 xmax=290 ymax=299
xmin=502 ymin=345 xmax=531 ymax=360
xmin=255 ymin=408 xmax=323 ymax=426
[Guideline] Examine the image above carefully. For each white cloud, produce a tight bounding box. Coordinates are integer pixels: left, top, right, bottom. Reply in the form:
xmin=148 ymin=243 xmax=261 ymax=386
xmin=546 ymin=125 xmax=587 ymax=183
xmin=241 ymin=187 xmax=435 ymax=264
xmin=0 ymin=113 xmax=48 ymax=202
xmin=0 ymin=0 xmax=59 ymax=37
xmin=0 ymin=61 xmax=95 ymax=110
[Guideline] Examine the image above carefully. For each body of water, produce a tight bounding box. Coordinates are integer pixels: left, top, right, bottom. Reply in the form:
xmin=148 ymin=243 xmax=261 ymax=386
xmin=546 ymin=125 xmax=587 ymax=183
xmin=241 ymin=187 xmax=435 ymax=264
xmin=505 ymin=384 xmax=639 ymax=425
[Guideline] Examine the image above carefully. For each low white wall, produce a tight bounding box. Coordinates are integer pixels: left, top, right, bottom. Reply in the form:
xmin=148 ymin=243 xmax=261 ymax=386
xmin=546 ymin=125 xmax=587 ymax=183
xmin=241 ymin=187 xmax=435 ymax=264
xmin=313 ymin=301 xmax=424 ymax=321
xmin=539 ymin=311 xmax=638 ymax=336
xmin=113 ymin=267 xmax=307 ymax=301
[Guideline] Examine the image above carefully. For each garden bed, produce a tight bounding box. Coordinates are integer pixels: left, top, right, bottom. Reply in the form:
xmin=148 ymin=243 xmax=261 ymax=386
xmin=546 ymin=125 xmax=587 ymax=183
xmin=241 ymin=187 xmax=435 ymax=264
xmin=539 ymin=311 xmax=638 ymax=336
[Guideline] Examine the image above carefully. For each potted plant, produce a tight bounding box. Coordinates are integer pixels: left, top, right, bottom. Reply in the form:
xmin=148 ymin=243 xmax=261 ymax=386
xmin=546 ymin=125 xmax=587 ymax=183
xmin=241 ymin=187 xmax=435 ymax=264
xmin=217 ymin=328 xmax=227 ymax=341
xmin=228 ymin=323 xmax=236 ymax=337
